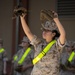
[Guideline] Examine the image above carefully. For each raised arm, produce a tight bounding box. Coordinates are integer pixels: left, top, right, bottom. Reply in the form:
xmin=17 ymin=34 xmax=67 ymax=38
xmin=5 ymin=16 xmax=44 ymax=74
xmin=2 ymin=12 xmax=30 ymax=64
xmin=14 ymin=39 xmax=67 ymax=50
xmin=20 ymin=15 xmax=34 ymax=42
xmin=53 ymin=16 xmax=66 ymax=45
xmin=13 ymin=7 xmax=34 ymax=41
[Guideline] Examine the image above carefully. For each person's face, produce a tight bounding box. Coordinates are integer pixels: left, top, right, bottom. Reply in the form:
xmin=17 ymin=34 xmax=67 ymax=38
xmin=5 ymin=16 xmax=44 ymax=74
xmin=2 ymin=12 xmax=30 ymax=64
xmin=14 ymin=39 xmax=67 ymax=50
xmin=21 ymin=41 xmax=29 ymax=47
xmin=42 ymin=29 xmax=54 ymax=41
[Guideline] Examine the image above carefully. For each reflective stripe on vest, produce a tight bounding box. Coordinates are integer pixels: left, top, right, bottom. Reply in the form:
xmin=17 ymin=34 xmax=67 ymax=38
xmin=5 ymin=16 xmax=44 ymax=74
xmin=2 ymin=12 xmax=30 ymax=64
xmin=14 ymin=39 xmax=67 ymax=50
xmin=33 ymin=40 xmax=56 ymax=65
xmin=18 ymin=47 xmax=31 ymax=65
xmin=0 ymin=48 xmax=4 ymax=53
xmin=14 ymin=55 xmax=18 ymax=61
xmin=68 ymin=51 xmax=75 ymax=62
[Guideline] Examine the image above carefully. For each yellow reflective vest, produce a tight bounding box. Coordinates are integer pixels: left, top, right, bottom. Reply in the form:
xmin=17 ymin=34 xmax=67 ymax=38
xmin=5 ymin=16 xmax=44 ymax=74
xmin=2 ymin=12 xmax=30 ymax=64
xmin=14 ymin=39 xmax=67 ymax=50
xmin=68 ymin=51 xmax=75 ymax=62
xmin=0 ymin=48 xmax=5 ymax=53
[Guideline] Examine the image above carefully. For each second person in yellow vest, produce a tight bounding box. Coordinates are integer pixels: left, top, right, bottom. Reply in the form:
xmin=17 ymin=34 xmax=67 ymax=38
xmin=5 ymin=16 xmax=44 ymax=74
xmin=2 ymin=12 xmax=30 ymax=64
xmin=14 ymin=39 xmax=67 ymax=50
xmin=0 ymin=38 xmax=8 ymax=75
xmin=11 ymin=36 xmax=34 ymax=75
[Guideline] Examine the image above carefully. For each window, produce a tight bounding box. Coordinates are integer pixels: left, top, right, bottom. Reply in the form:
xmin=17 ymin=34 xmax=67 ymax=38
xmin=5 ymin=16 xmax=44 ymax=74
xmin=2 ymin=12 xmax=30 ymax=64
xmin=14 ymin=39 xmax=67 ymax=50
xmin=57 ymin=0 xmax=75 ymax=17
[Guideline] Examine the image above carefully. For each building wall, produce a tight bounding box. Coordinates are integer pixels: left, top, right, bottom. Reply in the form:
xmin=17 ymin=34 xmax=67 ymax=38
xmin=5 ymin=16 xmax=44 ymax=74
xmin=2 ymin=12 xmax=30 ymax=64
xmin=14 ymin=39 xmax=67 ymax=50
xmin=0 ymin=0 xmax=13 ymax=58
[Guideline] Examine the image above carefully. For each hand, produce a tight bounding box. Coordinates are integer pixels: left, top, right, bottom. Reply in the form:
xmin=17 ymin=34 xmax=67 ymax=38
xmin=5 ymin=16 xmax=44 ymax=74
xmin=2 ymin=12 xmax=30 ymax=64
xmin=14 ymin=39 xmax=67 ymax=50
xmin=12 ymin=6 xmax=27 ymax=19
xmin=50 ymin=10 xmax=58 ymax=19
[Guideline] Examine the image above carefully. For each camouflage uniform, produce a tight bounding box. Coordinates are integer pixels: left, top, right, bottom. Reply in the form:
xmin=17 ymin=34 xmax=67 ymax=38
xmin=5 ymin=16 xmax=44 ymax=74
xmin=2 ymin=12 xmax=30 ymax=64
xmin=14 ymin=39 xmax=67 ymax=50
xmin=0 ymin=39 xmax=8 ymax=75
xmin=30 ymin=36 xmax=65 ymax=75
xmin=60 ymin=41 xmax=75 ymax=75
xmin=0 ymin=48 xmax=8 ymax=75
xmin=13 ymin=47 xmax=34 ymax=75
xmin=12 ymin=36 xmax=34 ymax=75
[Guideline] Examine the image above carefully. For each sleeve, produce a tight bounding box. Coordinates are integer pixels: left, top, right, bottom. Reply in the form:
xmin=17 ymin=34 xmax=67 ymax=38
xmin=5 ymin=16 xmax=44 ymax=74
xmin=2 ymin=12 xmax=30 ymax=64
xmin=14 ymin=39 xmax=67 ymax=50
xmin=56 ymin=39 xmax=66 ymax=48
xmin=30 ymin=35 xmax=41 ymax=47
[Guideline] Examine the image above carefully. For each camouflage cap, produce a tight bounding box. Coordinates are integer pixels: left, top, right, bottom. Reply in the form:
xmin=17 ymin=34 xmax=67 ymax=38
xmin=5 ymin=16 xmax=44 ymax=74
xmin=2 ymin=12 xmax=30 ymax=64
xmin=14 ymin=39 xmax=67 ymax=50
xmin=40 ymin=9 xmax=58 ymax=31
xmin=41 ymin=20 xmax=58 ymax=31
xmin=22 ymin=36 xmax=30 ymax=43
xmin=19 ymin=36 xmax=30 ymax=47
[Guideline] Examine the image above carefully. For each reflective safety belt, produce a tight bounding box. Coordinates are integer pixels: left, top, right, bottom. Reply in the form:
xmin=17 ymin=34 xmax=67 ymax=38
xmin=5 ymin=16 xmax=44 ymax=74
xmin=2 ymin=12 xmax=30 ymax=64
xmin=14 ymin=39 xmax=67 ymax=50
xmin=14 ymin=55 xmax=18 ymax=61
xmin=68 ymin=51 xmax=75 ymax=62
xmin=33 ymin=40 xmax=56 ymax=65
xmin=18 ymin=47 xmax=31 ymax=65
xmin=14 ymin=47 xmax=31 ymax=65
xmin=0 ymin=48 xmax=4 ymax=53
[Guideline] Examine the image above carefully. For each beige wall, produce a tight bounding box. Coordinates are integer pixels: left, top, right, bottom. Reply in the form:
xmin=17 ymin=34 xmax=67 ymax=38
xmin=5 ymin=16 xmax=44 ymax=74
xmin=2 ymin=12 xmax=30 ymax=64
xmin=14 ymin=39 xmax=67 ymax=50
xmin=0 ymin=0 xmax=13 ymax=58
xmin=60 ymin=18 xmax=75 ymax=41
